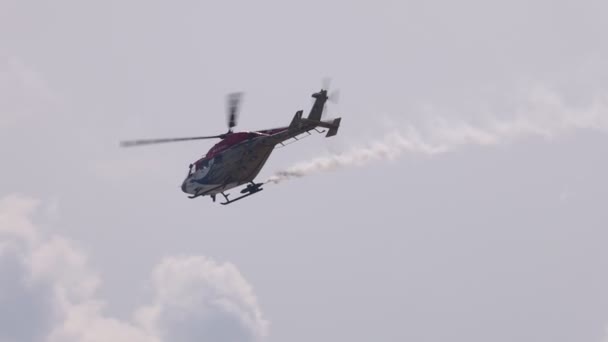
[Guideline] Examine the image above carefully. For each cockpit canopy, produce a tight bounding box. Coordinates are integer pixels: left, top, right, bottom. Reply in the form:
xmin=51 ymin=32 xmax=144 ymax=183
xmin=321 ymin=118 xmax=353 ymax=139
xmin=188 ymin=158 xmax=211 ymax=176
xmin=186 ymin=131 xmax=260 ymax=177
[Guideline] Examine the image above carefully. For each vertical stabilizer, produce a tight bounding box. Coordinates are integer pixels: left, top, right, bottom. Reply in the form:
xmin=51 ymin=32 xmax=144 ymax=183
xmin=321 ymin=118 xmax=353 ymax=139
xmin=307 ymin=90 xmax=328 ymax=121
xmin=289 ymin=110 xmax=303 ymax=129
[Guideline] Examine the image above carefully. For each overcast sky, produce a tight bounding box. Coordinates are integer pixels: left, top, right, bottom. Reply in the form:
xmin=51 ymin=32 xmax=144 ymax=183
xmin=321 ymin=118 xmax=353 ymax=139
xmin=1 ymin=0 xmax=608 ymax=341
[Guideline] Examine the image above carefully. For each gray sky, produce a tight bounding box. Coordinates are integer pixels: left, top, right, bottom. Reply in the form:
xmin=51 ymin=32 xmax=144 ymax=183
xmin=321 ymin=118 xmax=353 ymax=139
xmin=1 ymin=0 xmax=608 ymax=341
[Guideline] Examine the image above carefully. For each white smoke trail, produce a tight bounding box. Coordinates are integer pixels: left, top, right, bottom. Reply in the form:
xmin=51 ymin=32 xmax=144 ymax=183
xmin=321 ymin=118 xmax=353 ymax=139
xmin=267 ymin=87 xmax=608 ymax=184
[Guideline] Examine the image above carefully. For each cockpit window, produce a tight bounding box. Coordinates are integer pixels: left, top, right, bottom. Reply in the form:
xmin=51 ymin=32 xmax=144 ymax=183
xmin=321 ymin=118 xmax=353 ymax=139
xmin=188 ymin=158 xmax=213 ymax=177
xmin=196 ymin=160 xmax=210 ymax=170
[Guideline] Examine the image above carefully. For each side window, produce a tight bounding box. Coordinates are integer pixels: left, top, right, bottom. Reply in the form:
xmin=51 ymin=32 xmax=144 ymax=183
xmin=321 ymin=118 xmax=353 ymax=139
xmin=196 ymin=160 xmax=209 ymax=171
xmin=214 ymin=155 xmax=223 ymax=164
xmin=194 ymin=159 xmax=212 ymax=178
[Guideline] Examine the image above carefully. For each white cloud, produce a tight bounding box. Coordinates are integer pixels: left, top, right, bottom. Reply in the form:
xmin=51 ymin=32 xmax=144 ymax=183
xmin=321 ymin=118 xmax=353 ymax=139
xmin=27 ymin=236 xmax=101 ymax=303
xmin=0 ymin=195 xmax=40 ymax=244
xmin=0 ymin=57 xmax=59 ymax=128
xmin=47 ymin=300 xmax=159 ymax=342
xmin=137 ymin=256 xmax=269 ymax=342
xmin=0 ymin=194 xmax=268 ymax=342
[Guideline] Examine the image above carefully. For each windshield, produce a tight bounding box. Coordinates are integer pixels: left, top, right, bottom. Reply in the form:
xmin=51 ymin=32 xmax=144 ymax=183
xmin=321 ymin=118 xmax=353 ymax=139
xmin=188 ymin=159 xmax=212 ymax=177
xmin=197 ymin=160 xmax=210 ymax=170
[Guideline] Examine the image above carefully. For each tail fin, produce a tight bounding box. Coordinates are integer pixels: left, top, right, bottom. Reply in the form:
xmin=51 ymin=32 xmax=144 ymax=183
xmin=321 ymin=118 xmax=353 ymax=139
xmin=307 ymin=90 xmax=328 ymax=121
xmin=289 ymin=110 xmax=303 ymax=129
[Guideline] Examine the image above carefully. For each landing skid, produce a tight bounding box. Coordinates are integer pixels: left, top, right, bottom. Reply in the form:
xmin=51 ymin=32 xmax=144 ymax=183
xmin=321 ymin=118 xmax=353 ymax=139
xmin=220 ymin=182 xmax=264 ymax=205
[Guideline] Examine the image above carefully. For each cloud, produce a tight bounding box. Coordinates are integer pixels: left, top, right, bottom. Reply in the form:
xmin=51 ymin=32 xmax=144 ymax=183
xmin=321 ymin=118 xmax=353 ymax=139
xmin=267 ymin=86 xmax=608 ymax=184
xmin=0 ymin=57 xmax=59 ymax=129
xmin=0 ymin=194 xmax=268 ymax=342
xmin=0 ymin=249 xmax=57 ymax=342
xmin=137 ymin=256 xmax=269 ymax=342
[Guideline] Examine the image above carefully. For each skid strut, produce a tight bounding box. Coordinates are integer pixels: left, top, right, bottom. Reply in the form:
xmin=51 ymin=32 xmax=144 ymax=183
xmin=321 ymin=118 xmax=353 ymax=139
xmin=220 ymin=182 xmax=264 ymax=205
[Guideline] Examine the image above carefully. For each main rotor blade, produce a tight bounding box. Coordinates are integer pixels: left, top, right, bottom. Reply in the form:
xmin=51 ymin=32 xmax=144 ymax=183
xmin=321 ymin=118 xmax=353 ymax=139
xmin=120 ymin=135 xmax=223 ymax=147
xmin=227 ymin=92 xmax=243 ymax=131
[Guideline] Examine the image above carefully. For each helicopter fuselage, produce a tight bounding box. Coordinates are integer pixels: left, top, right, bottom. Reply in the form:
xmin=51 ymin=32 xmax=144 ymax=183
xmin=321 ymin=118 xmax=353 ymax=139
xmin=180 ymin=130 xmax=282 ymax=197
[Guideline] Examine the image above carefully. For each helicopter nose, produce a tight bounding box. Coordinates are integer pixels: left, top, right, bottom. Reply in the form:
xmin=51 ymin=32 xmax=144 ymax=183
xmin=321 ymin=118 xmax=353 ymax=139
xmin=181 ymin=179 xmax=188 ymax=193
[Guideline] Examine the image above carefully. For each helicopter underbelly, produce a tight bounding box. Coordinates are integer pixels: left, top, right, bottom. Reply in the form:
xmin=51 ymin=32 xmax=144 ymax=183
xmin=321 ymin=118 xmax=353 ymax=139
xmin=214 ymin=141 xmax=275 ymax=183
xmin=183 ymin=138 xmax=275 ymax=196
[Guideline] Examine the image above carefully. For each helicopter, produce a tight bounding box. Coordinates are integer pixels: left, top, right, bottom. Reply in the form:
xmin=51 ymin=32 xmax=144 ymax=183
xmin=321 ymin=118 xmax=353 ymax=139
xmin=120 ymin=87 xmax=341 ymax=205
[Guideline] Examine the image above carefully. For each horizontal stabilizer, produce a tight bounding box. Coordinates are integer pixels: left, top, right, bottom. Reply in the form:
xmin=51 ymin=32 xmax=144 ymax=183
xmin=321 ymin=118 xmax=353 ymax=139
xmin=325 ymin=118 xmax=341 ymax=137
